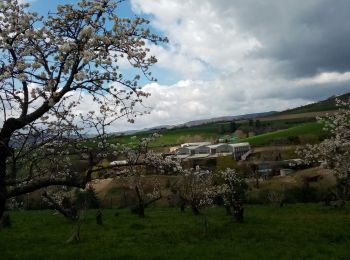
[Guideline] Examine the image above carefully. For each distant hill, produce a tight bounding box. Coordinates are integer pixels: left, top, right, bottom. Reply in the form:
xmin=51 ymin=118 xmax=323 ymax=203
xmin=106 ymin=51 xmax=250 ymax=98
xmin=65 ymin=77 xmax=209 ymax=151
xmin=277 ymin=92 xmax=350 ymax=115
xmin=176 ymin=111 xmax=277 ymax=128
xmin=112 ymin=111 xmax=277 ymax=136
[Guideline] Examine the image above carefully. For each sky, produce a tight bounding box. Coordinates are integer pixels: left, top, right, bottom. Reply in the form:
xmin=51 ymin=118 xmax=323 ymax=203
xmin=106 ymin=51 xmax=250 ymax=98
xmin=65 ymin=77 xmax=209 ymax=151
xmin=24 ymin=0 xmax=350 ymax=132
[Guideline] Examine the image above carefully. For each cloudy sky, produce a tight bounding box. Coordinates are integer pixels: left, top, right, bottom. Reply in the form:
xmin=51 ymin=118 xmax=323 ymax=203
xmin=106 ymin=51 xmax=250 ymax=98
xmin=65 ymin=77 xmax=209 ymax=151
xmin=28 ymin=0 xmax=350 ymax=131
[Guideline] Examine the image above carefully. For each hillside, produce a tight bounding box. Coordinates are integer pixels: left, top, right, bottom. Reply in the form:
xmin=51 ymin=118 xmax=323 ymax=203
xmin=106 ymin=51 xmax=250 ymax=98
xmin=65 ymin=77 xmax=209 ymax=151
xmin=239 ymin=122 xmax=325 ymax=146
xmin=276 ymin=92 xmax=350 ymax=115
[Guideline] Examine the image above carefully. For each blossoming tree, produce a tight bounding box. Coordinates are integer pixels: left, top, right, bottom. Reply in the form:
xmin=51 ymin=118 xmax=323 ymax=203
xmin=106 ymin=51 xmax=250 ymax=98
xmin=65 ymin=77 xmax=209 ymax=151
xmin=0 ymin=0 xmax=167 ymax=218
xmin=175 ymin=167 xmax=213 ymax=215
xmin=297 ymin=98 xmax=350 ymax=205
xmin=214 ymin=168 xmax=247 ymax=222
xmin=120 ymin=134 xmax=179 ymax=217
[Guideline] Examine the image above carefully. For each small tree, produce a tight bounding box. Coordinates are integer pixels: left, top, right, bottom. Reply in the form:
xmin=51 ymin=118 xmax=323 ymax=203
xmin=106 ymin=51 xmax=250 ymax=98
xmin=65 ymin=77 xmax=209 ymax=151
xmin=176 ymin=168 xmax=213 ymax=215
xmin=114 ymin=134 xmax=179 ymax=217
xmin=297 ymin=98 xmax=350 ymax=205
xmin=215 ymin=168 xmax=247 ymax=222
xmin=128 ymin=173 xmax=161 ymax=217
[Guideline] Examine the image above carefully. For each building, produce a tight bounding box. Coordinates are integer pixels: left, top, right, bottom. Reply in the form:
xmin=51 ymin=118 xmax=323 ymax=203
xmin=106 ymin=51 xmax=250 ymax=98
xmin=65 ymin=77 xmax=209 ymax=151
xmin=180 ymin=142 xmax=211 ymax=148
xmin=208 ymin=143 xmax=232 ymax=154
xmin=175 ymin=142 xmax=251 ymax=160
xmin=176 ymin=144 xmax=210 ymax=155
xmin=229 ymin=143 xmax=251 ymax=160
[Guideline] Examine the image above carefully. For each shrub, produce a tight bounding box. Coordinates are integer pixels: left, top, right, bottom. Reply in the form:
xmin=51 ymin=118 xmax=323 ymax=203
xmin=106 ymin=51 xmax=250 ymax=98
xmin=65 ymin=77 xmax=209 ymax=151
xmin=283 ymin=184 xmax=320 ymax=203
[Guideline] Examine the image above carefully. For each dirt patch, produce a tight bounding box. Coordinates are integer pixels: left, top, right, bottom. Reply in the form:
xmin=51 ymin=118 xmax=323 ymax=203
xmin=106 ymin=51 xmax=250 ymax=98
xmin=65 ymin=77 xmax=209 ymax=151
xmin=90 ymin=178 xmax=113 ymax=193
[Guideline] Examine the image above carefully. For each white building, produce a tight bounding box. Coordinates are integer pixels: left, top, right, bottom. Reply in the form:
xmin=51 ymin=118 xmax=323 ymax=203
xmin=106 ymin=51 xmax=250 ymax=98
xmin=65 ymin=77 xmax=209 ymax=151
xmin=175 ymin=142 xmax=251 ymax=160
xmin=229 ymin=143 xmax=251 ymax=160
xmin=176 ymin=144 xmax=210 ymax=155
xmin=180 ymin=142 xmax=211 ymax=148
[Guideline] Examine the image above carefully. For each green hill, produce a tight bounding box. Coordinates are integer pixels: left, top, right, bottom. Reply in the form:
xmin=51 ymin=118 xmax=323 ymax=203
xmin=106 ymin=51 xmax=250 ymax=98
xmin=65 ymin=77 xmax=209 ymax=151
xmin=239 ymin=122 xmax=325 ymax=146
xmin=277 ymin=92 xmax=349 ymax=115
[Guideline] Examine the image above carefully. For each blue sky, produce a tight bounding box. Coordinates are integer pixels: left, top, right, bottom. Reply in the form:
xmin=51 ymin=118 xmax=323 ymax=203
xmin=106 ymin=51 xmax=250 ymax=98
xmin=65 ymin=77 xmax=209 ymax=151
xmin=23 ymin=0 xmax=350 ymax=131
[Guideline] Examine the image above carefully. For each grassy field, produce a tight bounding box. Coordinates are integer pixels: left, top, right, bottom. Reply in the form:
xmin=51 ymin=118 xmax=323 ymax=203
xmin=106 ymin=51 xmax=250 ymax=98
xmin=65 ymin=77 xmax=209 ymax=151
xmin=240 ymin=122 xmax=325 ymax=146
xmin=1 ymin=204 xmax=350 ymax=259
xmin=276 ymin=92 xmax=349 ymax=115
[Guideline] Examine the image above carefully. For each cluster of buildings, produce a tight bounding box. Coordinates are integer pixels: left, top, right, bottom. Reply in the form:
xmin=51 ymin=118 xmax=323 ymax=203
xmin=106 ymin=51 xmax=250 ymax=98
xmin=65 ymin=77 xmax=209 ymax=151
xmin=173 ymin=142 xmax=251 ymax=161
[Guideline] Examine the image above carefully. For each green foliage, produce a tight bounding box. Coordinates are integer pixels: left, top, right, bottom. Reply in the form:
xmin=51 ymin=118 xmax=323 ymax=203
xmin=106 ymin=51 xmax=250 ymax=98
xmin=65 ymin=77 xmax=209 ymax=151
xmin=283 ymin=184 xmax=320 ymax=203
xmin=246 ymin=185 xmax=325 ymax=204
xmin=278 ymin=92 xmax=350 ymax=115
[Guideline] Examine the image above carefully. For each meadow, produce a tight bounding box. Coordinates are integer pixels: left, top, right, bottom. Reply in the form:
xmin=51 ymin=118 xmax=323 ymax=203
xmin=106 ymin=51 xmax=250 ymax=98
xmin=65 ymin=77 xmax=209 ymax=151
xmin=1 ymin=204 xmax=350 ymax=259
xmin=240 ymin=122 xmax=325 ymax=146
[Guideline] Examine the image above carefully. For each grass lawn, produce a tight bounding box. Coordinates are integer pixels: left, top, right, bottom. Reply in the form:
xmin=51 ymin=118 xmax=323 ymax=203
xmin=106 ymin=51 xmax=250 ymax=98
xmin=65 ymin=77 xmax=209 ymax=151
xmin=240 ymin=122 xmax=325 ymax=146
xmin=1 ymin=204 xmax=350 ymax=259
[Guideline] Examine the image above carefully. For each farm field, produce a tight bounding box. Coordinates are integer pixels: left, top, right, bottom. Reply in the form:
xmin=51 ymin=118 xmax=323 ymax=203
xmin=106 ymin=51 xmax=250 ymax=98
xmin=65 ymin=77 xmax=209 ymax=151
xmin=240 ymin=122 xmax=325 ymax=146
xmin=1 ymin=204 xmax=350 ymax=259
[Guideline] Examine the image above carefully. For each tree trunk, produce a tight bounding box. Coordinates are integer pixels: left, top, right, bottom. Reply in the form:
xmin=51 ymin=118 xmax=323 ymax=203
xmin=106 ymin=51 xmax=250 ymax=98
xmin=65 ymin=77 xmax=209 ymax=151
xmin=0 ymin=148 xmax=9 ymax=219
xmin=0 ymin=120 xmax=18 ymax=219
xmin=135 ymin=186 xmax=145 ymax=218
xmin=232 ymin=204 xmax=244 ymax=223
xmin=224 ymin=205 xmax=231 ymax=215
xmin=180 ymin=202 xmax=185 ymax=212
xmin=191 ymin=202 xmax=200 ymax=215
xmin=138 ymin=204 xmax=145 ymax=218
xmin=96 ymin=210 xmax=103 ymax=225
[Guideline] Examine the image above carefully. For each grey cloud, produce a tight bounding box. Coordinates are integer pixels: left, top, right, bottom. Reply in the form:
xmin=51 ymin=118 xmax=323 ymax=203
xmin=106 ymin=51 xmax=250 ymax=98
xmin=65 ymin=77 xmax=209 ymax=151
xmin=216 ymin=0 xmax=350 ymax=78
xmin=266 ymin=81 xmax=350 ymax=101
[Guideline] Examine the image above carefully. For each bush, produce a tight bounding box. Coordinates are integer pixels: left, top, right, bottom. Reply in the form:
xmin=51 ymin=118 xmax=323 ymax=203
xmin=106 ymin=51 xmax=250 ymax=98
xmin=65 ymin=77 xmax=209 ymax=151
xmin=0 ymin=213 xmax=11 ymax=228
xmin=283 ymin=184 xmax=320 ymax=203
xmin=246 ymin=184 xmax=324 ymax=205
xmin=246 ymin=189 xmax=270 ymax=204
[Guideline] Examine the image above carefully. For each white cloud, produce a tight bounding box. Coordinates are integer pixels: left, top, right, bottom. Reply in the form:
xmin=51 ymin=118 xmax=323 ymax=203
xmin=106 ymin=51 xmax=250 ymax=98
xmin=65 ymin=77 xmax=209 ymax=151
xmin=296 ymin=72 xmax=350 ymax=86
xmin=131 ymin=0 xmax=262 ymax=75
xmin=18 ymin=0 xmax=38 ymax=3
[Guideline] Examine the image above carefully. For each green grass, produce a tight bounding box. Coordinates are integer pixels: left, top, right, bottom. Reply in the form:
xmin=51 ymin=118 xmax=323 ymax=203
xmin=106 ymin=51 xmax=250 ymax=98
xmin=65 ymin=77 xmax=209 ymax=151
xmin=239 ymin=122 xmax=325 ymax=146
xmin=277 ymin=92 xmax=349 ymax=115
xmin=1 ymin=204 xmax=350 ymax=259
